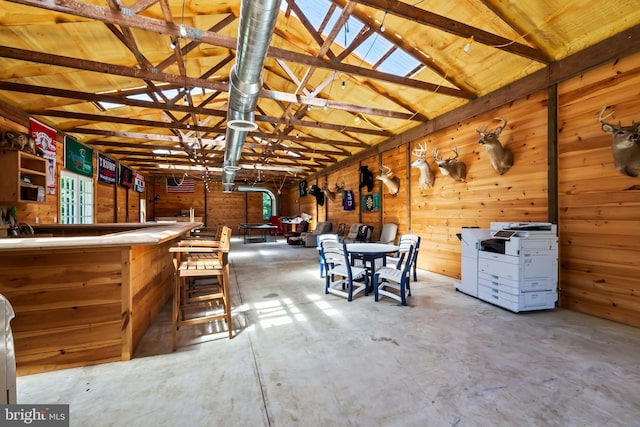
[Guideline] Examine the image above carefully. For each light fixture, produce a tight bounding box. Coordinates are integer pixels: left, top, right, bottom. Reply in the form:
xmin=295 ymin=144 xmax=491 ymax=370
xmin=227 ymin=119 xmax=258 ymax=131
xmin=380 ymin=11 xmax=387 ymax=33
xmin=169 ymin=38 xmax=177 ymax=49
xmin=341 ymin=80 xmax=346 ymax=90
xmin=463 ymin=36 xmax=474 ymax=53
xmin=179 ymin=24 xmax=187 ymax=38
xmin=354 ymin=115 xmax=361 ymax=125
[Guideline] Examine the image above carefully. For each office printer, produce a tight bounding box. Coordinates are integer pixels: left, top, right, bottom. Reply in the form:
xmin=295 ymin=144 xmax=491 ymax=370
xmin=481 ymin=222 xmax=557 ymax=255
xmin=455 ymin=222 xmax=559 ymax=313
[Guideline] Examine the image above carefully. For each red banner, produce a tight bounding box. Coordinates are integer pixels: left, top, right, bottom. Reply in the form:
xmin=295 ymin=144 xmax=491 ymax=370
xmin=29 ymin=118 xmax=57 ymax=194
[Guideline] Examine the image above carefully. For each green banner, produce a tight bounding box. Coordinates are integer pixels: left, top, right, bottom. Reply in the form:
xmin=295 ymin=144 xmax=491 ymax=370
xmin=64 ymin=135 xmax=93 ymax=177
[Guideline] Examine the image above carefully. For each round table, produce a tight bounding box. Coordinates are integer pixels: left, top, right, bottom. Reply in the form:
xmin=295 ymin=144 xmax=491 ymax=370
xmin=346 ymin=243 xmax=400 ymax=290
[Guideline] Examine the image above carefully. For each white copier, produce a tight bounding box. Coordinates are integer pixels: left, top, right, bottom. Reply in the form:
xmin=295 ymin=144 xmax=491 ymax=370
xmin=456 ymin=222 xmax=558 ymax=313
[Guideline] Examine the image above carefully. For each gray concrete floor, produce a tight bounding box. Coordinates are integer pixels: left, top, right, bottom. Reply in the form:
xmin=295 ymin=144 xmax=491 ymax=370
xmin=17 ymin=237 xmax=640 ymax=426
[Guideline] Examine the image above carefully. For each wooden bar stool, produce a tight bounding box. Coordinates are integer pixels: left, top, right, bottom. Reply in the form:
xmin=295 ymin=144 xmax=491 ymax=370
xmin=169 ymin=226 xmax=233 ymax=350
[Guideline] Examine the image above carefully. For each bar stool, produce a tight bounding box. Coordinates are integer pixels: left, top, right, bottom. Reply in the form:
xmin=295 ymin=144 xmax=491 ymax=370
xmin=169 ymin=226 xmax=233 ymax=350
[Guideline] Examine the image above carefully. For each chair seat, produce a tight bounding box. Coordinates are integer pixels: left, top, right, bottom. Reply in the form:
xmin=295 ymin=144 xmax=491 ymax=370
xmin=328 ymin=264 xmax=368 ymax=280
xmin=376 ymin=266 xmax=404 ymax=283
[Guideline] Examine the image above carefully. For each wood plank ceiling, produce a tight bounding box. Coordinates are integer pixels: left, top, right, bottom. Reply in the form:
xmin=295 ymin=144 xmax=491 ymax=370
xmin=0 ymin=0 xmax=639 ymax=189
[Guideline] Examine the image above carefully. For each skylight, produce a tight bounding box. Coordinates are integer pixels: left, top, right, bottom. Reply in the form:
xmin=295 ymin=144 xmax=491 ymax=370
xmin=282 ymin=0 xmax=420 ymax=77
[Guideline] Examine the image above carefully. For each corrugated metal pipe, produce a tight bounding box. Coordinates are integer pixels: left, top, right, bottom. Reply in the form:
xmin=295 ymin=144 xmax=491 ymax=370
xmin=222 ymin=0 xmax=280 ymax=192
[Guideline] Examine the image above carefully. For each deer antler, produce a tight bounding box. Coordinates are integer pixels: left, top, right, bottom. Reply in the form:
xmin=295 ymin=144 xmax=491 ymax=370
xmin=432 ymin=147 xmax=441 ymax=162
xmin=379 ymin=164 xmax=393 ymax=176
xmin=446 ymin=147 xmax=460 ymax=162
xmin=599 ymin=105 xmax=621 ymax=129
xmin=412 ymin=143 xmax=427 ymax=158
xmin=495 ymin=117 xmax=508 ymax=136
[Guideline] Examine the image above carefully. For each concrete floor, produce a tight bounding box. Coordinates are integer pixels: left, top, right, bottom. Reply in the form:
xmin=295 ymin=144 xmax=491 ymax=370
xmin=17 ymin=237 xmax=640 ymax=426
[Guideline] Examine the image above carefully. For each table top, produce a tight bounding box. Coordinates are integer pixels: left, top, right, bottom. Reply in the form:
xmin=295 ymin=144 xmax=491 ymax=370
xmin=346 ymin=243 xmax=399 ymax=254
xmin=239 ymin=224 xmax=278 ymax=230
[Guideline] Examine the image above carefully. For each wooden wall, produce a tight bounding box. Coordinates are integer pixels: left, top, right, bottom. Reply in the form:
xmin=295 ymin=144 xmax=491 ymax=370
xmin=289 ymin=52 xmax=640 ymax=328
xmin=0 ymin=111 xmax=145 ymax=226
xmin=153 ymin=178 xmax=206 ymax=220
xmin=557 ymin=51 xmax=640 ymax=327
xmin=410 ymin=91 xmax=551 ymax=277
xmin=0 ymin=238 xmax=178 ymax=374
xmin=1 ymin=247 xmax=124 ymax=374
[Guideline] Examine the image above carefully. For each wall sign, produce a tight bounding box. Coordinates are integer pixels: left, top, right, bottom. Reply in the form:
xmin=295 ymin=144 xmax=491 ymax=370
xmin=119 ymin=164 xmax=133 ymax=188
xmin=29 ymin=118 xmax=57 ymax=194
xmin=133 ymin=171 xmax=145 ymax=193
xmin=97 ymin=153 xmax=116 ymax=185
xmin=64 ymin=135 xmax=93 ymax=177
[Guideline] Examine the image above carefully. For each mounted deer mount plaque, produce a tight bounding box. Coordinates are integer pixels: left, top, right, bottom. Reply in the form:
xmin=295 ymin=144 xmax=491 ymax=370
xmin=433 ymin=147 xmax=467 ymax=182
xmin=599 ymin=106 xmax=640 ymax=177
xmin=476 ymin=117 xmax=514 ymax=175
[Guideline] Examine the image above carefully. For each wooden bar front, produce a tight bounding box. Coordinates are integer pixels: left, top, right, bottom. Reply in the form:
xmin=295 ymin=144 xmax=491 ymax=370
xmin=0 ymin=222 xmax=199 ymax=375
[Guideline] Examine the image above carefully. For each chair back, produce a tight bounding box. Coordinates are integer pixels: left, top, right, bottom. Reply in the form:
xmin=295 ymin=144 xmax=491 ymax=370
xmin=355 ymin=225 xmax=374 ymax=242
xmin=345 ymin=223 xmax=362 ymax=239
xmin=397 ymin=233 xmax=420 ymax=269
xmin=320 ymin=240 xmax=352 ymax=278
xmin=317 ymin=233 xmax=338 ymax=247
xmin=398 ymin=244 xmax=415 ymax=277
xmin=377 ymin=223 xmax=398 ymax=244
xmin=295 ymin=221 xmax=309 ymax=233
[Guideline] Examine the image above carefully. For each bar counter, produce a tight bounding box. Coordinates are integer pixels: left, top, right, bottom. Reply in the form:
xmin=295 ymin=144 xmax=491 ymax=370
xmin=0 ymin=222 xmax=200 ymax=375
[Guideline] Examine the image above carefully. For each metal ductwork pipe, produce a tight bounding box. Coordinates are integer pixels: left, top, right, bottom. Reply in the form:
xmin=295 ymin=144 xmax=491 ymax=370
xmin=236 ymin=185 xmax=277 ymax=216
xmin=222 ymin=0 xmax=281 ymax=190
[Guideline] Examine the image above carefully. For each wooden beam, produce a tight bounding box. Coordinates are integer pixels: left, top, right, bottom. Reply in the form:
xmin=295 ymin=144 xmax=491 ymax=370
xmin=310 ymin=24 xmax=640 ymax=178
xmin=4 ymin=0 xmax=468 ymax=97
xmin=348 ymin=0 xmax=549 ymax=62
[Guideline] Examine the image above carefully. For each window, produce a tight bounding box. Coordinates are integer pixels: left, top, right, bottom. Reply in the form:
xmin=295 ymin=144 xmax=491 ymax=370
xmin=60 ymin=170 xmax=94 ymax=224
xmin=262 ymin=192 xmax=273 ymax=220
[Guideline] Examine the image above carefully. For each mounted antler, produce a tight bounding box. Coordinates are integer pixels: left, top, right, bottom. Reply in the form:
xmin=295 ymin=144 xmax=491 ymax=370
xmin=476 ymin=117 xmax=514 ymax=175
xmin=322 ymin=181 xmax=336 ymax=201
xmin=376 ymin=164 xmax=400 ymax=196
xmin=599 ymin=105 xmax=640 ymax=177
xmin=411 ymin=143 xmax=435 ymax=189
xmin=333 ymin=180 xmax=346 ymax=194
xmin=433 ymin=146 xmax=467 ymax=182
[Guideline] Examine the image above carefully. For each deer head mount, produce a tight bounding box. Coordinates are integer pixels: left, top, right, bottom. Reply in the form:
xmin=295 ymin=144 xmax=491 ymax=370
xmin=376 ymin=165 xmax=400 ymax=196
xmin=433 ymin=147 xmax=467 ymax=182
xmin=334 ymin=180 xmax=346 ymax=194
xmin=322 ymin=182 xmax=336 ymax=201
xmin=599 ymin=105 xmax=640 ymax=177
xmin=476 ymin=117 xmax=514 ymax=175
xmin=411 ymin=143 xmax=435 ymax=190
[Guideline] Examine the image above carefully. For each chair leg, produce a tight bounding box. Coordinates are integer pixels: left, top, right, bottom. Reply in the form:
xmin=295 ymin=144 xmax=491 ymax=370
xmin=400 ymin=278 xmax=407 ymax=306
xmin=223 ymin=264 xmax=233 ymax=339
xmin=172 ymin=273 xmax=181 ymax=351
xmin=373 ymin=275 xmax=380 ymax=301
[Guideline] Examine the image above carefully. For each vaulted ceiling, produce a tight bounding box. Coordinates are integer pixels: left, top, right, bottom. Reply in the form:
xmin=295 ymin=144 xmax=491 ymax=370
xmin=1 ymin=0 xmax=639 ymax=189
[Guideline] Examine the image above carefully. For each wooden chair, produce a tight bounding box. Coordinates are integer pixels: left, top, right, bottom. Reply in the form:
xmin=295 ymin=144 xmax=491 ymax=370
xmin=169 ymin=226 xmax=233 ymax=350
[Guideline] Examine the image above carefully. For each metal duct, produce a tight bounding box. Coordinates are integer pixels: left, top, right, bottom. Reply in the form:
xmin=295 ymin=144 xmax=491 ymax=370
xmin=222 ymin=0 xmax=281 ymax=191
xmin=236 ymin=185 xmax=277 ymax=216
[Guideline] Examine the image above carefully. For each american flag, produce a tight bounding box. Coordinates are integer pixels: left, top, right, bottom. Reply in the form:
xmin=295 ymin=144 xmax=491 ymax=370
xmin=166 ymin=178 xmax=195 ymax=193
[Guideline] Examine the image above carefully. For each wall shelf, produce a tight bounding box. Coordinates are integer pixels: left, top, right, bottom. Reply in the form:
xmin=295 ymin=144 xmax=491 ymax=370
xmin=0 ymin=149 xmax=47 ymax=203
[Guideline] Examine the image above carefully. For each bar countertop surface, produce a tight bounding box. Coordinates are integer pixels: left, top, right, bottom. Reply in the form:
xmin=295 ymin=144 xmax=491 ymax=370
xmin=0 ymin=222 xmax=202 ymax=252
